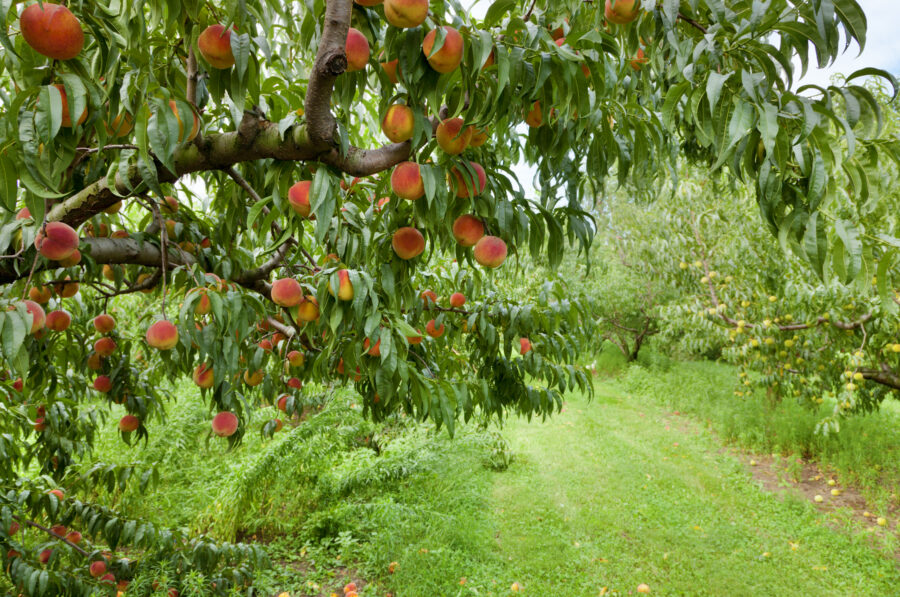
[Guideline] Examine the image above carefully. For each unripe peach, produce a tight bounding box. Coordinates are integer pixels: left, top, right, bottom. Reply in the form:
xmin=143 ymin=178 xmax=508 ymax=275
xmin=93 ymin=375 xmax=112 ymax=393
xmin=450 ymin=292 xmax=466 ymax=308
xmin=605 ymin=0 xmax=642 ymax=25
xmin=436 ymin=118 xmax=473 ymax=155
xmin=287 ymin=350 xmax=305 ymax=367
xmin=22 ymin=300 xmax=46 ymax=333
xmin=382 ymin=104 xmax=415 ymax=143
xmin=294 ymin=296 xmax=321 ymax=322
xmin=452 ymin=215 xmax=485 ymax=247
xmin=384 ymin=0 xmax=428 ymax=28
xmin=474 ymin=235 xmax=508 ymax=268
xmin=54 ymin=84 xmax=87 ymax=127
xmin=328 ymin=270 xmax=354 ymax=301
xmin=146 ymin=320 xmax=179 ymax=350
xmin=193 ymin=363 xmax=214 ymax=389
xmin=345 ymin=28 xmax=370 ymax=72
xmin=244 ymin=370 xmax=264 ymax=387
xmin=451 ymin=162 xmax=487 ymax=198
xmin=34 ymin=221 xmax=79 ymax=261
xmin=197 ymin=24 xmax=235 ymax=69
xmin=212 ymin=412 xmax=238 ymax=437
xmin=425 ymin=319 xmax=445 ymax=338
xmin=57 ymin=249 xmax=81 ymax=267
xmin=20 ymin=2 xmax=84 ymax=60
xmin=381 ymin=59 xmax=400 ymax=84
xmin=392 ymin=227 xmax=425 ymax=260
xmin=422 ymin=26 xmax=464 ymax=73
xmin=29 ymin=285 xmax=52 ymax=303
xmin=288 ymin=180 xmax=312 ymax=218
xmin=391 ymin=162 xmax=425 ymax=200
xmin=271 ymin=278 xmax=303 ymax=307
xmin=118 ymin=414 xmax=139 ymax=432
xmin=525 ymin=101 xmax=543 ymax=127
xmin=94 ymin=337 xmax=117 ymax=357
xmin=45 ymin=309 xmax=71 ymax=331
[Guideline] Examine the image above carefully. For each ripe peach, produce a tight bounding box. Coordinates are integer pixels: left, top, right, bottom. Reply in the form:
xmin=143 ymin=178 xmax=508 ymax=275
xmin=168 ymin=100 xmax=199 ymax=142
xmin=287 ymin=350 xmax=305 ymax=367
xmin=272 ymin=418 xmax=284 ymax=432
xmin=106 ymin=112 xmax=133 ymax=137
xmin=39 ymin=549 xmax=52 ymax=564
xmin=22 ymin=300 xmax=46 ymax=333
xmin=473 ymin=235 xmax=508 ymax=268
xmin=425 ymin=319 xmax=445 ymax=338
xmin=87 ymin=353 xmax=103 ymax=370
xmin=258 ymin=339 xmax=274 ymax=352
xmin=110 ymin=230 xmax=130 ymax=240
xmin=54 ymin=84 xmax=87 ymax=127
xmin=161 ymin=195 xmax=179 ymax=214
xmin=65 ymin=531 xmax=82 ymax=544
xmin=344 ymin=583 xmax=358 ymax=594
xmin=407 ymin=332 xmax=424 ymax=345
xmin=212 ymin=412 xmax=238 ymax=437
xmin=45 ymin=309 xmax=71 ymax=331
xmin=345 ymin=28 xmax=370 ymax=72
xmin=384 ymin=0 xmax=428 ymax=28
xmin=288 ymin=180 xmax=312 ymax=217
xmin=452 ymin=215 xmax=485 ymax=247
xmin=20 ymin=2 xmax=84 ymax=60
xmin=93 ymin=314 xmax=116 ymax=333
xmin=271 ymin=278 xmax=303 ymax=307
xmin=329 ymin=269 xmax=354 ymax=301
xmin=630 ymin=47 xmax=648 ymax=71
xmin=194 ymin=290 xmax=211 ymax=315
xmin=469 ymin=127 xmax=489 ymax=147
xmin=364 ymin=338 xmax=381 ymax=356
xmin=276 ymin=394 xmax=289 ymax=412
xmin=519 ymin=338 xmax=532 ymax=354
xmin=382 ymin=104 xmax=415 ymax=143
xmin=420 ymin=289 xmax=437 ymax=306
xmin=104 ymin=201 xmax=123 ymax=214
xmin=391 ymin=161 xmax=425 ymax=200
xmin=94 ymin=337 xmax=117 ymax=357
xmin=451 ymin=162 xmax=487 ymax=198
xmin=436 ymin=118 xmax=473 ymax=155
xmin=57 ymin=249 xmax=81 ymax=267
xmin=606 ymin=0 xmax=642 ymax=24
xmin=102 ymin=264 xmax=118 ymax=281
xmin=450 ymin=292 xmax=466 ymax=308
xmin=287 ymin=377 xmax=302 ymax=389
xmin=48 ymin=489 xmax=64 ymax=500
xmin=93 ymin=376 xmax=112 ymax=393
xmin=89 ymin=560 xmax=107 ymax=578
xmin=392 ymin=227 xmax=425 ymax=260
xmin=34 ymin=221 xmax=79 ymax=261
xmin=34 ymin=417 xmax=46 ymax=432
xmin=525 ymin=101 xmax=543 ymax=127
xmin=381 ymin=59 xmax=400 ymax=84
xmin=244 ymin=370 xmax=264 ymax=387
xmin=29 ymin=285 xmax=52 ymax=303
xmin=422 ymin=26 xmax=464 ymax=73
xmin=193 ymin=363 xmax=214 ymax=388
xmin=293 ymin=295 xmax=321 ymax=322
xmin=118 ymin=414 xmax=139 ymax=432
xmin=12 ymin=378 xmax=23 ymax=391
xmin=198 ymin=24 xmax=235 ymax=69
xmin=146 ymin=320 xmax=179 ymax=350
xmin=16 ymin=207 xmax=32 ymax=220
xmin=56 ymin=277 xmax=79 ymax=298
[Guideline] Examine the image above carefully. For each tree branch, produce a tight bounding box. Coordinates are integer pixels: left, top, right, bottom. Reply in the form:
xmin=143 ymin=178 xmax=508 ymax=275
xmin=304 ymin=0 xmax=352 ymax=148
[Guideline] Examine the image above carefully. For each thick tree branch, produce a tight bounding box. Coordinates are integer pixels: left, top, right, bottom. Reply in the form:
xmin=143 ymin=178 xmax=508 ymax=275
xmin=304 ymin=0 xmax=352 ymax=147
xmin=860 ymin=365 xmax=900 ymax=391
xmin=234 ymin=241 xmax=292 ymax=284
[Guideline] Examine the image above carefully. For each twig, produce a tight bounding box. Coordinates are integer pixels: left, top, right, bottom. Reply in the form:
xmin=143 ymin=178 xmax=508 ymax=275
xmin=678 ymin=11 xmax=707 ymax=34
xmin=523 ymin=0 xmax=538 ymax=23
xmin=13 ymin=515 xmax=89 ymax=557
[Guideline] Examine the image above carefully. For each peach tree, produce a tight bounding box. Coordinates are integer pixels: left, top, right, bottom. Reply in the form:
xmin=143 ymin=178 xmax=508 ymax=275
xmin=0 ymin=0 xmax=893 ymax=593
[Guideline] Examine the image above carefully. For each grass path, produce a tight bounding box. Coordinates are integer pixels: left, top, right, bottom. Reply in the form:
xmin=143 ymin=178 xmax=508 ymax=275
xmin=482 ymin=382 xmax=900 ymax=596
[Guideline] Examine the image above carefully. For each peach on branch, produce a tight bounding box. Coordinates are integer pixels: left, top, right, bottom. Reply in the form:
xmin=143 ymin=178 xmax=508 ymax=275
xmin=93 ymin=376 xmax=112 ymax=393
xmin=276 ymin=394 xmax=289 ymax=412
xmin=48 ymin=489 xmax=64 ymax=500
xmin=328 ymin=269 xmax=354 ymax=301
xmin=473 ymin=235 xmax=508 ymax=268
xmin=293 ymin=295 xmax=321 ymax=322
xmin=161 ymin=195 xmax=179 ymax=214
xmin=391 ymin=161 xmax=425 ymax=200
xmin=12 ymin=378 xmax=23 ymax=392
xmin=271 ymin=277 xmax=303 ymax=307
xmin=287 ymin=350 xmax=305 ymax=367
xmin=525 ymin=101 xmax=543 ymax=127
xmin=39 ymin=549 xmax=52 ymax=564
xmin=20 ymin=2 xmax=84 ymax=60
xmin=258 ymin=339 xmax=274 ymax=352
xmin=288 ymin=180 xmax=312 ymax=217
xmin=102 ymin=264 xmax=118 ymax=281
xmin=33 ymin=418 xmax=46 ymax=432
xmin=65 ymin=531 xmax=82 ymax=544
xmin=450 ymin=293 xmax=466 ymax=308
xmin=167 ymin=100 xmax=199 ymax=142
xmin=34 ymin=221 xmax=79 ymax=261
xmin=287 ymin=377 xmax=302 ymax=389
xmin=56 ymin=277 xmax=79 ymax=298
xmin=392 ymin=227 xmax=425 ymax=260
xmin=110 ymin=229 xmax=130 ymax=239
xmin=45 ymin=309 xmax=71 ymax=331
xmin=469 ymin=127 xmax=489 ymax=147
xmin=87 ymin=353 xmax=103 ymax=370
xmin=436 ymin=118 xmax=473 ymax=155
xmin=345 ymin=28 xmax=370 ymax=72
xmin=106 ymin=112 xmax=134 ymax=137
xmin=364 ymin=338 xmax=381 ymax=357
xmin=16 ymin=207 xmax=31 ymax=220
xmin=54 ymin=84 xmax=87 ymax=127
xmin=451 ymin=162 xmax=487 ymax=198
xmin=382 ymin=104 xmax=415 ymax=143
xmin=425 ymin=319 xmax=445 ymax=338
xmin=22 ymin=300 xmax=46 ymax=333
xmin=420 ymin=289 xmax=438 ymax=306
xmin=519 ymin=338 xmax=532 ymax=354
xmin=605 ymin=0 xmax=642 ymax=24
xmin=194 ymin=290 xmax=211 ymax=315
xmin=244 ymin=370 xmax=264 ymax=387
xmin=57 ymin=249 xmax=81 ymax=267
xmin=272 ymin=418 xmax=284 ymax=432
xmin=93 ymin=314 xmax=116 ymax=333
xmin=94 ymin=337 xmax=117 ymax=357
xmin=28 ymin=286 xmax=52 ymax=304
xmin=118 ymin=415 xmax=139 ymax=432
xmin=630 ymin=48 xmax=648 ymax=71
xmin=452 ymin=215 xmax=485 ymax=247
xmin=407 ymin=332 xmax=424 ymax=345
xmin=381 ymin=59 xmax=400 ymax=84
xmin=193 ymin=364 xmax=214 ymax=388
xmin=385 ymin=0 xmax=428 ymax=28
xmin=146 ymin=320 xmax=179 ymax=350
xmin=198 ymin=24 xmax=235 ymax=69
xmin=89 ymin=560 xmax=108 ymax=578
xmin=422 ymin=26 xmax=464 ymax=73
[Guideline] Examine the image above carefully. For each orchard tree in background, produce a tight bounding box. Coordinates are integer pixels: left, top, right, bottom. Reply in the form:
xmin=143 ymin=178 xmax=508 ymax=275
xmin=0 ymin=0 xmax=895 ymax=593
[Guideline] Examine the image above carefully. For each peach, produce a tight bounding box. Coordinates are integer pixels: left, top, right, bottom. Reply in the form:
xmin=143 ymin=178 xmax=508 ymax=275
xmin=244 ymin=370 xmax=264 ymax=387
xmin=20 ymin=2 xmax=84 ymax=60
xmin=258 ymin=339 xmax=274 ymax=352
xmin=345 ymin=583 xmax=358 ymax=594
xmin=93 ymin=314 xmax=116 ymax=333
xmin=276 ymin=394 xmax=289 ymax=412
xmin=89 ymin=560 xmax=107 ymax=578
xmin=392 ymin=227 xmax=425 ymax=260
xmin=100 ymin=573 xmax=116 ymax=585
xmin=382 ymin=104 xmax=415 ymax=143
xmin=452 ymin=215 xmax=485 ymax=247
xmin=525 ymin=101 xmax=543 ymax=127
xmin=94 ymin=337 xmax=117 ymax=357
xmin=168 ymin=100 xmax=199 ymax=142
xmin=102 ymin=264 xmax=118 ymax=281
xmin=630 ymin=47 xmax=648 ymax=71
xmin=56 ymin=277 xmax=79 ymax=298
xmin=436 ymin=118 xmax=473 ymax=155
xmin=271 ymin=278 xmax=303 ymax=307
xmin=287 ymin=350 xmax=305 ymax=367
xmin=54 ymin=84 xmax=87 ymax=127
xmin=87 ymin=353 xmax=103 ymax=370
xmin=146 ymin=320 xmax=179 ymax=350
xmin=328 ymin=269 xmax=354 ymax=301
xmin=118 ymin=414 xmax=139 ymax=432
xmin=194 ymin=290 xmax=211 ymax=315
xmin=273 ymin=418 xmax=284 ymax=432
xmin=39 ymin=549 xmax=52 ymax=564
xmin=422 ymin=26 xmax=464 ymax=73
xmin=519 ymin=338 xmax=532 ymax=354
xmin=16 ymin=207 xmax=31 ymax=220
xmin=473 ymin=235 xmax=507 ymax=268
xmin=193 ymin=363 xmax=214 ymax=388
xmin=450 ymin=292 xmax=466 ymax=308
xmin=45 ymin=309 xmax=71 ymax=331
xmin=22 ymin=300 xmax=46 ymax=333
xmin=106 ymin=112 xmax=133 ymax=137
xmin=451 ymin=162 xmax=487 ymax=198
xmin=110 ymin=230 xmax=130 ymax=239
xmin=425 ymin=319 xmax=445 ymax=338
xmin=420 ymin=289 xmax=437 ymax=306
xmin=384 ymin=0 xmax=428 ymax=28
xmin=12 ymin=378 xmax=23 ymax=392
xmin=288 ymin=180 xmax=312 ymax=217
xmin=605 ymin=0 xmax=642 ymax=24
xmin=197 ymin=24 xmax=235 ymax=69
xmin=293 ymin=295 xmax=321 ymax=322
xmin=287 ymin=377 xmax=302 ymax=389
xmin=29 ymin=285 xmax=52 ymax=303
xmin=104 ymin=201 xmax=123 ymax=214
xmin=34 ymin=221 xmax=79 ymax=261
xmin=407 ymin=332 xmax=424 ymax=345
xmin=34 ymin=418 xmax=46 ymax=432
xmin=49 ymin=489 xmax=64 ymax=500
xmin=364 ymin=337 xmax=382 ymax=356
xmin=469 ymin=127 xmax=489 ymax=147
xmin=212 ymin=412 xmax=238 ymax=437
xmin=65 ymin=531 xmax=82 ymax=544
xmin=391 ymin=161 xmax=425 ymax=200
xmin=93 ymin=375 xmax=112 ymax=393
xmin=161 ymin=195 xmax=179 ymax=214
xmin=345 ymin=28 xmax=370 ymax=72
xmin=381 ymin=59 xmax=400 ymax=84
xmin=57 ymin=249 xmax=81 ymax=267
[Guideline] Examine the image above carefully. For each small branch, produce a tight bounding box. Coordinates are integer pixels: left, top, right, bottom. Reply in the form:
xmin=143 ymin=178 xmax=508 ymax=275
xmin=523 ymin=0 xmax=538 ymax=23
xmin=234 ymin=241 xmax=292 ymax=284
xmin=13 ymin=515 xmax=89 ymax=557
xmin=187 ymin=45 xmax=199 ymax=107
xmin=678 ymin=11 xmax=707 ymax=34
